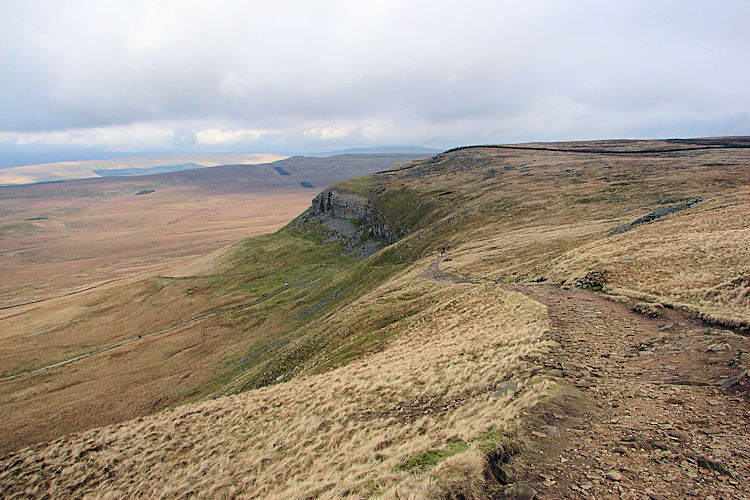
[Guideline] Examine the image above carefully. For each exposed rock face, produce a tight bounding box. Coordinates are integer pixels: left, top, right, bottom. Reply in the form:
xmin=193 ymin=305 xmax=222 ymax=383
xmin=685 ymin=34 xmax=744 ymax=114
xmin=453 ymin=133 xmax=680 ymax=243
xmin=311 ymin=190 xmax=369 ymax=220
xmin=305 ymin=189 xmax=398 ymax=258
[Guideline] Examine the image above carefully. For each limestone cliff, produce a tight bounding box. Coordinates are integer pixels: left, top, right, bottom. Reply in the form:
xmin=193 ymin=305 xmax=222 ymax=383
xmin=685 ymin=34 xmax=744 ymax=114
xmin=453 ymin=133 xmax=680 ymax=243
xmin=303 ymin=189 xmax=398 ymax=258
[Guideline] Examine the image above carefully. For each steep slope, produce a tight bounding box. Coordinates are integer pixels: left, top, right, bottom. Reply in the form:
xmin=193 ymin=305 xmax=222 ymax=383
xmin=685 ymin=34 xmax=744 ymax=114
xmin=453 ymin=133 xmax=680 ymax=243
xmin=1 ymin=138 xmax=748 ymax=498
xmin=0 ymin=153 xmax=428 ymax=308
xmin=1 ymin=274 xmax=551 ymax=498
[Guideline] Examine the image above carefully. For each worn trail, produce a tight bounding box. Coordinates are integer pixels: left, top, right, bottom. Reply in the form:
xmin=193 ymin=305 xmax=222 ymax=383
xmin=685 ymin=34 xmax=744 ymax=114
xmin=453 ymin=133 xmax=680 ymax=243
xmin=418 ymin=256 xmax=468 ymax=284
xmin=511 ymin=284 xmax=750 ymax=499
xmin=421 ymin=257 xmax=749 ymax=498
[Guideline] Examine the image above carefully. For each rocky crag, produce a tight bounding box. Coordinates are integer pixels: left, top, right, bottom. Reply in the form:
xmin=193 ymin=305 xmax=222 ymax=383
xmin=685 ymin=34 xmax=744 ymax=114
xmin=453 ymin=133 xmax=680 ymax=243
xmin=300 ymin=188 xmax=400 ymax=258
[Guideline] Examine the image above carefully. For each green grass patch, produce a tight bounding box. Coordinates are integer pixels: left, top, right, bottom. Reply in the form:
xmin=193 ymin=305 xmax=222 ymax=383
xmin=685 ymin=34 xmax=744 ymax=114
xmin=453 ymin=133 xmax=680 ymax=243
xmin=332 ymin=175 xmax=377 ymax=196
xmin=395 ymin=439 xmax=469 ymax=472
xmin=184 ymin=175 xmax=443 ymax=399
xmin=371 ymin=188 xmax=434 ymax=237
xmin=190 ymin=214 xmax=424 ymax=398
xmin=212 ymin=226 xmax=350 ymax=299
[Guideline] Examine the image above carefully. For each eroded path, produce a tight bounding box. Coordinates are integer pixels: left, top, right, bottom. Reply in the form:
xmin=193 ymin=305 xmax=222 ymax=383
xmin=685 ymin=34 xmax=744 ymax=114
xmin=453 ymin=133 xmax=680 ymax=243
xmin=418 ymin=256 xmax=467 ymax=284
xmin=421 ymin=257 xmax=749 ymax=498
xmin=510 ymin=284 xmax=750 ymax=499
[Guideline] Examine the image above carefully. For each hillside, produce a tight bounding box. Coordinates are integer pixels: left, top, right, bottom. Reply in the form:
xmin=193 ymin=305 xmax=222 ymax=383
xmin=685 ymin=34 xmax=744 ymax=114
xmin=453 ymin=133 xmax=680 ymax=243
xmin=0 ymin=153 xmax=427 ymax=308
xmin=1 ymin=138 xmax=749 ymax=498
xmin=0 ymin=153 xmax=286 ymax=185
xmin=0 ymin=153 xmax=427 ymax=199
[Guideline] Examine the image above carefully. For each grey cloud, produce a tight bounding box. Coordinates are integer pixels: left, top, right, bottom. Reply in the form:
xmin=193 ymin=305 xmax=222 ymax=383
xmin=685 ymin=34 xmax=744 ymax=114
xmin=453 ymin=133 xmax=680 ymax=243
xmin=1 ymin=0 xmax=748 ymax=156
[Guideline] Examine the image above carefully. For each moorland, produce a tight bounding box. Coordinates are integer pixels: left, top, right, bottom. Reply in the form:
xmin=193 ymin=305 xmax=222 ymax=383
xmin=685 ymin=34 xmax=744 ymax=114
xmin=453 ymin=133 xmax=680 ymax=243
xmin=1 ymin=138 xmax=748 ymax=499
xmin=0 ymin=152 xmax=425 ymax=451
xmin=0 ymin=153 xmax=421 ymax=307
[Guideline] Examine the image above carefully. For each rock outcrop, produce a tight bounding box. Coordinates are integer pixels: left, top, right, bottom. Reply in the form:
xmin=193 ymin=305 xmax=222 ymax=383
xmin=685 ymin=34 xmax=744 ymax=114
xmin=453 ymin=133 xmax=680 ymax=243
xmin=303 ymin=189 xmax=398 ymax=258
xmin=609 ymin=197 xmax=704 ymax=236
xmin=311 ymin=190 xmax=369 ymax=220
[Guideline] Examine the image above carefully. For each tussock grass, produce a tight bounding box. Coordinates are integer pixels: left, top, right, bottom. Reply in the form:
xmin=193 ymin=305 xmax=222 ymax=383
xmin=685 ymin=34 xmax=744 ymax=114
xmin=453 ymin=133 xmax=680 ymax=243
xmin=3 ymin=138 xmax=748 ymax=495
xmin=545 ymin=187 xmax=750 ymax=329
xmin=392 ymin=144 xmax=750 ymax=329
xmin=0 ymin=274 xmax=549 ymax=498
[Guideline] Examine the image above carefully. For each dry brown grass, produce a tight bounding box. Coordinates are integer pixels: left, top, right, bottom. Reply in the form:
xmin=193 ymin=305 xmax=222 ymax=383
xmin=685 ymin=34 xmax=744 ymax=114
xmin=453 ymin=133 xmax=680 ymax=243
xmin=546 ymin=187 xmax=750 ymax=328
xmin=388 ymin=142 xmax=749 ymax=329
xmin=0 ymin=265 xmax=549 ymax=498
xmin=1 ymin=138 xmax=747 ymax=497
xmin=0 ymin=186 xmax=317 ymax=454
xmin=0 ymin=188 xmax=312 ymax=307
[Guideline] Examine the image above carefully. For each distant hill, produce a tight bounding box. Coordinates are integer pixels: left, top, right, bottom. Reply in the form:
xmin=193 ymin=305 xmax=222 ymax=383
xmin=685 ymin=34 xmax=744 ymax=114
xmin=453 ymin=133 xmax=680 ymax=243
xmin=92 ymin=163 xmax=204 ymax=177
xmin=0 ymin=153 xmax=286 ymax=185
xmin=0 ymin=153 xmax=431 ymax=199
xmin=0 ymin=148 xmax=440 ymax=186
xmin=314 ymin=145 xmax=440 ymax=156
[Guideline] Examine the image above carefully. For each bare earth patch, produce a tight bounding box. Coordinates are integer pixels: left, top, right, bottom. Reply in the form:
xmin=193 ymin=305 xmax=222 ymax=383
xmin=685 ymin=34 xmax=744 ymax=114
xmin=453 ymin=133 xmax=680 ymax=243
xmin=507 ymin=284 xmax=750 ymax=499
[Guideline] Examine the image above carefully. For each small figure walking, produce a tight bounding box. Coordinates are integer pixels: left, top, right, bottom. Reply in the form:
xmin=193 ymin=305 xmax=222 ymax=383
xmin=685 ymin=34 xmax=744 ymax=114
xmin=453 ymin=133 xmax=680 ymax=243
xmin=439 ymin=247 xmax=445 ymax=258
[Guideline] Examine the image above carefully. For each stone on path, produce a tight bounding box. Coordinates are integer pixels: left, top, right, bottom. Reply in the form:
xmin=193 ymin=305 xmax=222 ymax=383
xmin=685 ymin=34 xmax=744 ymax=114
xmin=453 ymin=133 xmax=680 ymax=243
xmin=503 ymin=484 xmax=537 ymax=500
xmin=604 ymin=470 xmax=622 ymax=481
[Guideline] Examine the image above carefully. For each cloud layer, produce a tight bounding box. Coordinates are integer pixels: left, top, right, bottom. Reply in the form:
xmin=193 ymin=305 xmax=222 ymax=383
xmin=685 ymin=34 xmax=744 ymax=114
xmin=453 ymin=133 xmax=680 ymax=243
xmin=1 ymin=0 xmax=748 ymax=156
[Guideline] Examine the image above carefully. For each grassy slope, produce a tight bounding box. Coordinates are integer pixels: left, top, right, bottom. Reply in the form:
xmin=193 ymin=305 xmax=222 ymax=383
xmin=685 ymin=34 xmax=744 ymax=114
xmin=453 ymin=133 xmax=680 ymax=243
xmin=1 ymin=138 xmax=748 ymax=497
xmin=1 ymin=279 xmax=550 ymax=498
xmin=398 ymin=144 xmax=749 ymax=329
xmin=192 ymin=173 xmax=440 ymax=398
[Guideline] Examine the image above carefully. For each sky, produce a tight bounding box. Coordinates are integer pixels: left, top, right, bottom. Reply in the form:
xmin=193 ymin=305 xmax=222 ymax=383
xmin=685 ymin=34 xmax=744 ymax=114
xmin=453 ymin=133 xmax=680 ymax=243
xmin=1 ymin=0 xmax=748 ymax=165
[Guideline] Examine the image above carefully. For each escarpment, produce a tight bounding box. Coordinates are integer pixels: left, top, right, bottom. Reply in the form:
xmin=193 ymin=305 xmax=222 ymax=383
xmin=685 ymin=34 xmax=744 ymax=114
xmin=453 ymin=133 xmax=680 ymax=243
xmin=302 ymin=188 xmax=400 ymax=258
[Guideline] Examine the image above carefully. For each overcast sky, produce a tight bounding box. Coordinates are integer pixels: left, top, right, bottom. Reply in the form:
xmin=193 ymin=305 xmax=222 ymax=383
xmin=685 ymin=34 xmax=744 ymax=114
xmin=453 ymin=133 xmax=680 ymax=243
xmin=1 ymin=0 xmax=748 ymax=163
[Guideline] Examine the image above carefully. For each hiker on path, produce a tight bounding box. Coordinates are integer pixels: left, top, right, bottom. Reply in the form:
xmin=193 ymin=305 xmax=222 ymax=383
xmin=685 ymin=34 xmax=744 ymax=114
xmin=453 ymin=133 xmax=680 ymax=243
xmin=439 ymin=247 xmax=445 ymax=258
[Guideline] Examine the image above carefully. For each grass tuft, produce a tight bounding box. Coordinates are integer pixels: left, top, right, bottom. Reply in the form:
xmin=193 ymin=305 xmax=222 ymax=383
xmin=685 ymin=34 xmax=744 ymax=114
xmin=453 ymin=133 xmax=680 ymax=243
xmin=395 ymin=439 xmax=470 ymax=472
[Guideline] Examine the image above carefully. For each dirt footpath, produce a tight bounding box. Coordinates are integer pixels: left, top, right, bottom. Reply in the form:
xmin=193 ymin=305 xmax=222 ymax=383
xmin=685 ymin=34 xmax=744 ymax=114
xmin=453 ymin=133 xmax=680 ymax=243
xmin=509 ymin=284 xmax=750 ymax=500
